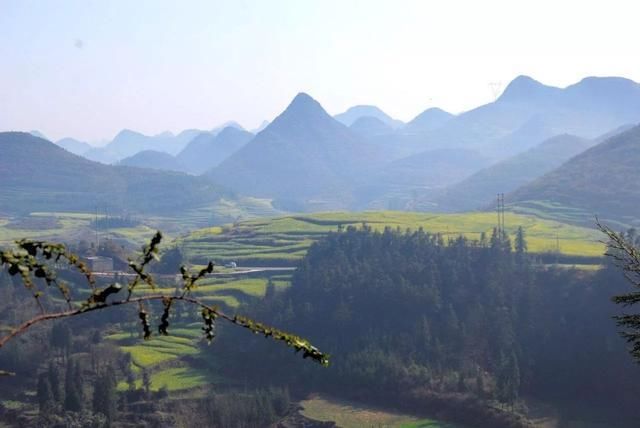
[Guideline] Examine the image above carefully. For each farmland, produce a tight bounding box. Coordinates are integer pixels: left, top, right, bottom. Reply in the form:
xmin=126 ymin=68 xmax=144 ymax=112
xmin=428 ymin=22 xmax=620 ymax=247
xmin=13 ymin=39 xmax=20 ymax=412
xmin=300 ymin=396 xmax=461 ymax=428
xmin=181 ymin=210 xmax=606 ymax=267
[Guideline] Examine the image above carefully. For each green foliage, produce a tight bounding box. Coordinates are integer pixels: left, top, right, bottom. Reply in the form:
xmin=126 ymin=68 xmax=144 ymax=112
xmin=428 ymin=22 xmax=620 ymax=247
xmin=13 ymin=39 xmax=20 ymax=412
xmin=92 ymin=366 xmax=117 ymax=425
xmin=64 ymin=358 xmax=82 ymax=412
xmin=219 ymin=225 xmax=640 ymax=426
xmin=599 ymin=221 xmax=640 ymax=362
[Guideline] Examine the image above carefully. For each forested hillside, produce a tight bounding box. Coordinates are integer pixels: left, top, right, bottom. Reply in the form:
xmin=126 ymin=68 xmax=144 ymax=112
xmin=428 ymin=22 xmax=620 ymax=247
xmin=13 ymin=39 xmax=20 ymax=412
xmin=510 ymin=124 xmax=640 ymax=227
xmin=216 ymin=227 xmax=640 ymax=427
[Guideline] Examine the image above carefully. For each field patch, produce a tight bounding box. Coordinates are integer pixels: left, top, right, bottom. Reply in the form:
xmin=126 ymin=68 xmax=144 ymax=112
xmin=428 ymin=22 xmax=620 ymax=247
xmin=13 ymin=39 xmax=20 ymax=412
xmin=300 ymin=396 xmax=460 ymax=428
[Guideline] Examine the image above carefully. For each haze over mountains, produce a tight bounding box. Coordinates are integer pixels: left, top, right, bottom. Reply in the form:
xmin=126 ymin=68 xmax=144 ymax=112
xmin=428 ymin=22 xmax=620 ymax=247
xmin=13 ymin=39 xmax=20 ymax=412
xmin=209 ymin=93 xmax=390 ymax=211
xmin=7 ymin=75 xmax=640 ymax=225
xmin=0 ymin=132 xmax=223 ymax=215
xmin=510 ymin=124 xmax=640 ymax=227
xmin=177 ymin=127 xmax=254 ymax=174
xmin=436 ymin=134 xmax=594 ymax=212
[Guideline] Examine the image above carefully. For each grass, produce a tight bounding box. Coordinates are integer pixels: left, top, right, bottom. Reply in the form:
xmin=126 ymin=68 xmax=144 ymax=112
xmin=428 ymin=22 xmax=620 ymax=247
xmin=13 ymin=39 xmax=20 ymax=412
xmin=110 ymin=331 xmax=200 ymax=368
xmin=300 ymin=396 xmax=460 ymax=428
xmin=117 ymin=367 xmax=210 ymax=392
xmin=196 ymin=277 xmax=290 ymax=297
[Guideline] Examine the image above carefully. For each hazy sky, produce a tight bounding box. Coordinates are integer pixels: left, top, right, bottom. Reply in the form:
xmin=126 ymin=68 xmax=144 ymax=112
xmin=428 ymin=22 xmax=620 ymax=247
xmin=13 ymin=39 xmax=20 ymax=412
xmin=2 ymin=0 xmax=640 ymax=142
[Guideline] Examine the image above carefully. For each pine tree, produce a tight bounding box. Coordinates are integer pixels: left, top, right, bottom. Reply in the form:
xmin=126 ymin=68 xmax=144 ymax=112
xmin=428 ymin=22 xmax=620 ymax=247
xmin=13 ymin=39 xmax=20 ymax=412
xmin=64 ymin=358 xmax=82 ymax=412
xmin=50 ymin=323 xmax=72 ymax=360
xmin=93 ymin=366 xmax=117 ymax=425
xmin=48 ymin=361 xmax=62 ymax=404
xmin=37 ymin=372 xmax=54 ymax=412
xmin=515 ymin=226 xmax=527 ymax=254
xmin=74 ymin=361 xmax=84 ymax=403
xmin=496 ymin=350 xmax=520 ymax=407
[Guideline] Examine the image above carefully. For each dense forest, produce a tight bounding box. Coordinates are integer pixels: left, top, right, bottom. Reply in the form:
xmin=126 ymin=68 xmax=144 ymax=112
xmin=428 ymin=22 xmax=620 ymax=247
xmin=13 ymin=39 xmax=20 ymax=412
xmin=216 ymin=226 xmax=640 ymax=427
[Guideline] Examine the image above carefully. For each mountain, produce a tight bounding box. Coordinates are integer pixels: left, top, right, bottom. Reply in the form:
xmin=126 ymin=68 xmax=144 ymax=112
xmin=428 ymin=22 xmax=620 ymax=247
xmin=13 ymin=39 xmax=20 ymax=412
xmin=208 ymin=93 xmax=387 ymax=211
xmin=29 ymin=130 xmax=48 ymax=140
xmin=349 ymin=116 xmax=394 ymax=137
xmin=402 ymin=107 xmax=454 ymax=135
xmin=334 ymin=105 xmax=404 ymax=129
xmin=0 ymin=132 xmax=222 ymax=215
xmin=436 ymin=134 xmax=592 ymax=212
xmin=252 ymin=120 xmax=270 ymax=133
xmin=354 ymin=148 xmax=489 ymax=210
xmin=55 ymin=137 xmax=92 ymax=156
xmin=84 ymin=128 xmax=204 ymax=164
xmin=211 ymin=121 xmax=244 ymax=135
xmin=118 ymin=150 xmax=187 ymax=172
xmin=417 ymin=75 xmax=640 ymax=159
xmin=510 ymin=125 xmax=640 ymax=227
xmin=177 ymin=127 xmax=254 ymax=174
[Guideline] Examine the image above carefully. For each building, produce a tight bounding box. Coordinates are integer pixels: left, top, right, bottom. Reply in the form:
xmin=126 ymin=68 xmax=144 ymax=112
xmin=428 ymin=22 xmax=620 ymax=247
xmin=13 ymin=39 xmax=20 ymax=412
xmin=83 ymin=256 xmax=114 ymax=272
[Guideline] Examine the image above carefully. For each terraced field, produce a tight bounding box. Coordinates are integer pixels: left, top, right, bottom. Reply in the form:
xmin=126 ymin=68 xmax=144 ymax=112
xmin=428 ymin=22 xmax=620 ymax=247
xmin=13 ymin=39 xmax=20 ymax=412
xmin=181 ymin=211 xmax=606 ymax=267
xmin=107 ymin=272 xmax=289 ymax=392
xmin=0 ymin=196 xmax=281 ymax=246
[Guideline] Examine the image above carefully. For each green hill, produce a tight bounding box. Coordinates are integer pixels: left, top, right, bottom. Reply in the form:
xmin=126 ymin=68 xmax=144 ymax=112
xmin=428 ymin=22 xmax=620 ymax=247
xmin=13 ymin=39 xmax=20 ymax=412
xmin=0 ymin=132 xmax=224 ymax=215
xmin=436 ymin=134 xmax=592 ymax=211
xmin=510 ymin=125 xmax=640 ymax=227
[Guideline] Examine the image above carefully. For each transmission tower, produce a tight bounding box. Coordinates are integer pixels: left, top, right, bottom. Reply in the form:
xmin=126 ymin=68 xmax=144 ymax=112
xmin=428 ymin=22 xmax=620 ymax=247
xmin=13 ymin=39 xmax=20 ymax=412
xmin=496 ymin=193 xmax=506 ymax=236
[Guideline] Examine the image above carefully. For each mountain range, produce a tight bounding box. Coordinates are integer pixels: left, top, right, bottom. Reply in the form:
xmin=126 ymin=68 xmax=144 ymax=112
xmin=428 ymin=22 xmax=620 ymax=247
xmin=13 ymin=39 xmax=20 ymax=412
xmin=11 ymin=75 xmax=640 ymax=225
xmin=0 ymin=132 xmax=223 ymax=215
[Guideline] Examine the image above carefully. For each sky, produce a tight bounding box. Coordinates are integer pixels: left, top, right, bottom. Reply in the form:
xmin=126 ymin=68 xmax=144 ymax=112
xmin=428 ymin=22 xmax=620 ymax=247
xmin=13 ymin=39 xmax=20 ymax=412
xmin=2 ymin=0 xmax=640 ymax=143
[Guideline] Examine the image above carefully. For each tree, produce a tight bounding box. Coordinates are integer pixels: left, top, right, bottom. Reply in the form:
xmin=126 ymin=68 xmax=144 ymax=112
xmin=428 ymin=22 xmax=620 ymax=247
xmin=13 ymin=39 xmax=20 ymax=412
xmin=93 ymin=366 xmax=117 ymax=425
xmin=48 ymin=361 xmax=62 ymax=404
xmin=154 ymin=246 xmax=184 ymax=274
xmin=496 ymin=350 xmax=520 ymax=407
xmin=0 ymin=232 xmax=328 ymax=377
xmin=598 ymin=220 xmax=640 ymax=362
xmin=50 ymin=322 xmax=72 ymax=360
xmin=64 ymin=358 xmax=82 ymax=412
xmin=515 ymin=226 xmax=527 ymax=255
xmin=37 ymin=372 xmax=54 ymax=412
xmin=142 ymin=368 xmax=151 ymax=396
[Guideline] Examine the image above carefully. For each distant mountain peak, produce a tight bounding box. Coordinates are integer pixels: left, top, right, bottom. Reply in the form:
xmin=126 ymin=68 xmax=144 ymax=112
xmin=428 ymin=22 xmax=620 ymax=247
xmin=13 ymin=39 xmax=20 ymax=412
xmin=498 ymin=75 xmax=556 ymax=103
xmin=401 ymin=107 xmax=453 ymax=135
xmin=288 ymin=92 xmax=325 ymax=111
xmin=334 ymin=105 xmax=403 ymax=128
xmin=276 ymin=92 xmax=331 ymax=123
xmin=114 ymin=129 xmax=144 ymax=140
